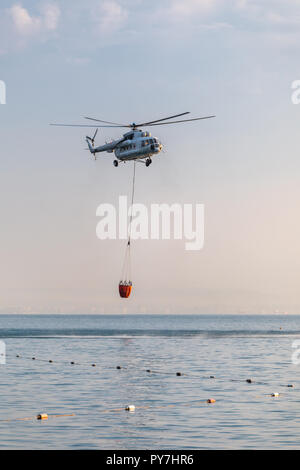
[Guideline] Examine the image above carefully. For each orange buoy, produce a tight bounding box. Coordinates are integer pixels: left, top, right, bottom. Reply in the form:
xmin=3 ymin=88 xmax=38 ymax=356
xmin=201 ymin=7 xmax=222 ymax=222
xmin=119 ymin=281 xmax=132 ymax=298
xmin=37 ymin=413 xmax=48 ymax=420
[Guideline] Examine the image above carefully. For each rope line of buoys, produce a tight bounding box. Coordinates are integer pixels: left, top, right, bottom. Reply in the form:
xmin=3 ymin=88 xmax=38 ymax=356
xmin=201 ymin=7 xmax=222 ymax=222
xmin=1 ymin=386 xmax=295 ymax=425
xmin=0 ymin=398 xmax=218 ymax=425
xmin=119 ymin=161 xmax=136 ymax=298
xmin=13 ymin=353 xmax=126 ymax=370
xmin=11 ymin=353 xmax=296 ymax=389
xmin=0 ymin=413 xmax=75 ymax=423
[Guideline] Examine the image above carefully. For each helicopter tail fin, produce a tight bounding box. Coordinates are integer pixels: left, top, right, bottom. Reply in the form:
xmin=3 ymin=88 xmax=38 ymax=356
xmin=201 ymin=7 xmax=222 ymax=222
xmin=86 ymin=136 xmax=95 ymax=154
xmin=86 ymin=129 xmax=98 ymax=154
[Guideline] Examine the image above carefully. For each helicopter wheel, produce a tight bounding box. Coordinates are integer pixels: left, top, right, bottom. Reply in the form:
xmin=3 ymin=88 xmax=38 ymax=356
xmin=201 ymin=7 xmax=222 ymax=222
xmin=146 ymin=158 xmax=152 ymax=167
xmin=113 ymin=160 xmax=119 ymax=167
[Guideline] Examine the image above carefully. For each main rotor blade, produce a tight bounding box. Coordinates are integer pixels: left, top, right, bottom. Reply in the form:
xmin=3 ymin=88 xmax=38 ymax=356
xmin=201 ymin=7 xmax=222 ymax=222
xmin=84 ymin=117 xmax=127 ymax=126
xmin=50 ymin=123 xmax=130 ymax=128
xmin=144 ymin=115 xmax=216 ymax=126
xmin=135 ymin=112 xmax=190 ymax=127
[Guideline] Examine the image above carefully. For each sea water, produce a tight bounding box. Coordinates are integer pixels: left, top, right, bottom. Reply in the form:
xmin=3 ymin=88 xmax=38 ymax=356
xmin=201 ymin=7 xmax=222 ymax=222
xmin=0 ymin=314 xmax=299 ymax=449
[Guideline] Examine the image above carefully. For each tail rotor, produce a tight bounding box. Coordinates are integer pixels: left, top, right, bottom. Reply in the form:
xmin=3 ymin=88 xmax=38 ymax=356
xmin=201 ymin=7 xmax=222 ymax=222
xmin=86 ymin=129 xmax=98 ymax=160
xmin=86 ymin=128 xmax=98 ymax=148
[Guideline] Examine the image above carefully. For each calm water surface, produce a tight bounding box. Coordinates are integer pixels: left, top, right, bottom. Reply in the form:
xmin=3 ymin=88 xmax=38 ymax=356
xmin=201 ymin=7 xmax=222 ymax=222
xmin=0 ymin=314 xmax=299 ymax=449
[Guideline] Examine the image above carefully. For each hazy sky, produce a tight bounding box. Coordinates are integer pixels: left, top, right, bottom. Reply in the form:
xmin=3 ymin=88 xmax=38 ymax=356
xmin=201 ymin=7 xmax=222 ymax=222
xmin=0 ymin=0 xmax=300 ymax=314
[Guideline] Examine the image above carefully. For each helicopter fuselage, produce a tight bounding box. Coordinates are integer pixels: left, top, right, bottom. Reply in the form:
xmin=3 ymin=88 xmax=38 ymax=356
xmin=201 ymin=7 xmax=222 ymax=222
xmin=90 ymin=129 xmax=162 ymax=163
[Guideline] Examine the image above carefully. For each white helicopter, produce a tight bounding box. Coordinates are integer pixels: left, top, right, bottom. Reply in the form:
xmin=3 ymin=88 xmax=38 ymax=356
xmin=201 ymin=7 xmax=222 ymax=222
xmin=51 ymin=112 xmax=215 ymax=167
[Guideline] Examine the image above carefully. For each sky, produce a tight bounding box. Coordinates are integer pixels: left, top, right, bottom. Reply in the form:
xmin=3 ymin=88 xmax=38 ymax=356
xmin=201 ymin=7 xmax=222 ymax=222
xmin=0 ymin=0 xmax=300 ymax=314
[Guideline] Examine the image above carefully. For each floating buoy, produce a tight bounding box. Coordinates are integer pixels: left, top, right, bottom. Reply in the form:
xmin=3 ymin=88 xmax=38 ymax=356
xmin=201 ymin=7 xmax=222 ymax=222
xmin=207 ymin=399 xmax=216 ymax=404
xmin=125 ymin=405 xmax=135 ymax=412
xmin=49 ymin=360 xmax=53 ymax=363
xmin=37 ymin=413 xmax=48 ymax=420
xmin=146 ymin=369 xmax=151 ymax=373
xmin=70 ymin=361 xmax=75 ymax=365
xmin=246 ymin=379 xmax=253 ymax=383
xmin=91 ymin=364 xmax=96 ymax=367
xmin=176 ymin=372 xmax=182 ymax=376
xmin=116 ymin=366 xmax=122 ymax=370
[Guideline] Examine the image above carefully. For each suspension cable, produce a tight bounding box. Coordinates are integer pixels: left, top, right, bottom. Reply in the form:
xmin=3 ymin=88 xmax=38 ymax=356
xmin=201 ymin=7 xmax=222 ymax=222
xmin=128 ymin=161 xmax=136 ymax=246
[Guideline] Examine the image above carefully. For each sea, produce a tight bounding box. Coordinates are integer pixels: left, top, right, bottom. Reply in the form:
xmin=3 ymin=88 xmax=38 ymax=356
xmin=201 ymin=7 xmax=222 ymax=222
xmin=0 ymin=314 xmax=299 ymax=450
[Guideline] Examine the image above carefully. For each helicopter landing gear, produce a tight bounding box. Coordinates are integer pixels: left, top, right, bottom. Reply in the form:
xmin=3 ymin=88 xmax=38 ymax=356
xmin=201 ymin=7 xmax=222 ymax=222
xmin=113 ymin=160 xmax=119 ymax=167
xmin=146 ymin=158 xmax=152 ymax=167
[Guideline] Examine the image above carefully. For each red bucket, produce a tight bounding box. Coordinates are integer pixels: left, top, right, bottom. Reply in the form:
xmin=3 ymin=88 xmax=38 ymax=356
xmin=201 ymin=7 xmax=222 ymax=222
xmin=119 ymin=282 xmax=132 ymax=299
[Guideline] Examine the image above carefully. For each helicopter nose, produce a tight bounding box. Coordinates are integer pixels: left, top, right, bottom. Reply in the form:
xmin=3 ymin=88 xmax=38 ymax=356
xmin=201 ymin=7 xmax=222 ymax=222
xmin=154 ymin=140 xmax=162 ymax=153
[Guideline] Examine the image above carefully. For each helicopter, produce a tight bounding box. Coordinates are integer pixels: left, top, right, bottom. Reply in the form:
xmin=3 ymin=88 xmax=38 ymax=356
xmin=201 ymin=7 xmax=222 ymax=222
xmin=50 ymin=112 xmax=215 ymax=167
